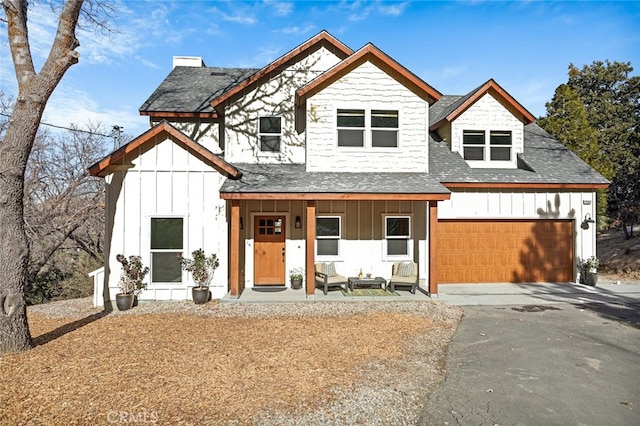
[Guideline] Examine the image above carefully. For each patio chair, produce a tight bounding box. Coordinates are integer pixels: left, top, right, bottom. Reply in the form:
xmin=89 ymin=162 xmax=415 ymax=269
xmin=389 ymin=261 xmax=418 ymax=294
xmin=314 ymin=262 xmax=348 ymax=295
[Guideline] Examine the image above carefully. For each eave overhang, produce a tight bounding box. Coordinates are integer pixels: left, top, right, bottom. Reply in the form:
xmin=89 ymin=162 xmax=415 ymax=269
xmin=220 ymin=192 xmax=451 ymax=201
xmin=430 ymin=79 xmax=535 ymax=131
xmin=209 ymin=30 xmax=353 ymax=110
xmin=296 ymin=43 xmax=442 ymax=108
xmin=88 ymin=120 xmax=241 ymax=179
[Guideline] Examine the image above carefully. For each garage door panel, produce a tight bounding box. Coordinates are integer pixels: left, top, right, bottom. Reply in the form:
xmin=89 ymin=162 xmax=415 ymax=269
xmin=438 ymin=219 xmax=573 ymax=283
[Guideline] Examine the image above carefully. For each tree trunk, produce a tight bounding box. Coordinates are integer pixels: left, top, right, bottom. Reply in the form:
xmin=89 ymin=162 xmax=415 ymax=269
xmin=0 ymin=101 xmax=38 ymax=353
xmin=1 ymin=0 xmax=84 ymax=354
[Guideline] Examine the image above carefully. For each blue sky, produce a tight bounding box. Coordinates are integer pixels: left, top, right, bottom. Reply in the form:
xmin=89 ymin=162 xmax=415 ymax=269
xmin=1 ymin=0 xmax=639 ymax=137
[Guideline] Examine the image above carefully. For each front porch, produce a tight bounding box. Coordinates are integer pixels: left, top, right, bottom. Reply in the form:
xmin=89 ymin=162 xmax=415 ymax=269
xmin=220 ymin=287 xmax=433 ymax=303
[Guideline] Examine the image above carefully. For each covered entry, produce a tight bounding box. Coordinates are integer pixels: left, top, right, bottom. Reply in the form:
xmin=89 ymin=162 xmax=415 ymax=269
xmin=437 ymin=219 xmax=574 ymax=283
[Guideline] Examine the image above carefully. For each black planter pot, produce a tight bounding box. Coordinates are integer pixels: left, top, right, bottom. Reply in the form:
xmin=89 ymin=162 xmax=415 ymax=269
xmin=290 ymin=278 xmax=303 ymax=290
xmin=192 ymin=287 xmax=210 ymax=304
xmin=116 ymin=293 xmax=135 ymax=311
xmin=583 ymin=272 xmax=598 ymax=286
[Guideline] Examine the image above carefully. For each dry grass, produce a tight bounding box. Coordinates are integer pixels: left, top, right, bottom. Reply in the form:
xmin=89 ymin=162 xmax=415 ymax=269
xmin=0 ymin=300 xmax=461 ymax=425
xmin=597 ymin=226 xmax=640 ymax=281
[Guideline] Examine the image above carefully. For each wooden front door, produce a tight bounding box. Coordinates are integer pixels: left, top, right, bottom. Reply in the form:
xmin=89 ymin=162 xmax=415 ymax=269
xmin=254 ymin=215 xmax=286 ymax=285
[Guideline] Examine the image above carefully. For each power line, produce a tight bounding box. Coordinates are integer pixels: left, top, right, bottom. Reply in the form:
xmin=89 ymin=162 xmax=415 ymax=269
xmin=0 ymin=111 xmax=117 ymax=138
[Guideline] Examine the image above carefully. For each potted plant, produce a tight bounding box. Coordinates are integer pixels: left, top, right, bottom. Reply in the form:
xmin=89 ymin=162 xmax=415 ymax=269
xmin=580 ymin=256 xmax=600 ymax=286
xmin=289 ymin=267 xmax=304 ymax=290
xmin=115 ymin=254 xmax=149 ymax=311
xmin=179 ymin=249 xmax=219 ymax=304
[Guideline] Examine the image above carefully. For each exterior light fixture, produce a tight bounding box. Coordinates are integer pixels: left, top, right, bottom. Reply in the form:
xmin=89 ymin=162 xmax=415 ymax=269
xmin=295 ymin=216 xmax=301 ymax=229
xmin=581 ymin=213 xmax=595 ymax=230
xmin=239 ymin=217 xmax=243 ymax=230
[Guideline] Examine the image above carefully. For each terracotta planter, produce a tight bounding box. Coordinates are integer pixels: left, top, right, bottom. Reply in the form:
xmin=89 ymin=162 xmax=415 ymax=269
xmin=290 ymin=278 xmax=303 ymax=290
xmin=192 ymin=287 xmax=210 ymax=304
xmin=115 ymin=293 xmax=135 ymax=311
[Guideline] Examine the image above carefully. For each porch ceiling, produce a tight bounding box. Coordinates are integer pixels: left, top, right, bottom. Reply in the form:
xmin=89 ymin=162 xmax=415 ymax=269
xmin=220 ymin=164 xmax=451 ymax=201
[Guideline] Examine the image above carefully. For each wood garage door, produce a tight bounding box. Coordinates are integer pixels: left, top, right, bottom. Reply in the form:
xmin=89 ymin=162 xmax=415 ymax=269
xmin=438 ymin=219 xmax=574 ymax=283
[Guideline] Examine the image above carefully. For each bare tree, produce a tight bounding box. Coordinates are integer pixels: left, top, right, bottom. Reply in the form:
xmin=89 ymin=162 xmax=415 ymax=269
xmin=0 ymin=0 xmax=112 ymax=354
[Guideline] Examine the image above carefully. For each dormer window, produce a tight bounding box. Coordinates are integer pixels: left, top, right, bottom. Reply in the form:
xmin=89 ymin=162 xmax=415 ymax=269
xmin=259 ymin=116 xmax=282 ymax=152
xmin=463 ymin=130 xmax=513 ymax=164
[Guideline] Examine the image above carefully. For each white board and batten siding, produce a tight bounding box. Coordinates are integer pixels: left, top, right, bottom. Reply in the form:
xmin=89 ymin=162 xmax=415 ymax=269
xmin=105 ymin=134 xmax=229 ymax=302
xmin=305 ymin=61 xmax=429 ymax=173
xmin=224 ymin=46 xmax=344 ymax=165
xmin=439 ymin=189 xmax=598 ymax=275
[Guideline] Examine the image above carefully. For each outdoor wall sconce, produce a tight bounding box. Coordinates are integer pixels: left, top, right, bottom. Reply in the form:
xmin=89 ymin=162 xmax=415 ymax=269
xmin=581 ymin=213 xmax=595 ymax=230
xmin=295 ymin=216 xmax=301 ymax=229
xmin=239 ymin=217 xmax=243 ymax=230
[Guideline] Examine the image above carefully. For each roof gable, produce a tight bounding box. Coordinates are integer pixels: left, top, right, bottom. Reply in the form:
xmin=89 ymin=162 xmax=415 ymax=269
xmin=209 ymin=30 xmax=353 ymax=110
xmin=88 ymin=120 xmax=241 ymax=179
xmin=430 ymin=79 xmax=535 ymax=131
xmin=296 ymin=43 xmax=442 ymax=107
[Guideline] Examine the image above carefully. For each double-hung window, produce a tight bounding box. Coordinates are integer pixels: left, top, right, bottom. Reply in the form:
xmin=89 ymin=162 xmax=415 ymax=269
xmin=259 ymin=116 xmax=282 ymax=152
xmin=337 ymin=109 xmax=399 ymax=148
xmin=150 ymin=217 xmax=183 ymax=283
xmin=463 ymin=130 xmax=513 ymax=163
xmin=385 ymin=216 xmax=411 ymax=257
xmin=371 ymin=110 xmax=399 ymax=147
xmin=489 ymin=131 xmax=512 ymax=161
xmin=337 ymin=109 xmax=365 ymax=147
xmin=462 ymin=130 xmax=485 ymax=160
xmin=316 ymin=216 xmax=341 ymax=257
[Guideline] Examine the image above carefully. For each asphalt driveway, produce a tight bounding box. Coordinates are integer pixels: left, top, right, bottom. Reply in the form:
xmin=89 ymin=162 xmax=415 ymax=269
xmin=418 ymin=296 xmax=640 ymax=425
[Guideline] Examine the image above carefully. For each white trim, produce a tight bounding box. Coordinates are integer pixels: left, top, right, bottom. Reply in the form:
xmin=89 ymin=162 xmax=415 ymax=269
xmin=382 ymin=214 xmax=413 ymax=261
xmin=334 ymin=106 xmax=401 ymax=151
xmin=315 ymin=214 xmax=343 ymax=261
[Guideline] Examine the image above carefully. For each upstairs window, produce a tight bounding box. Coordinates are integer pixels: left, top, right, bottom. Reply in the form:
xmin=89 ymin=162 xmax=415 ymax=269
xmin=316 ymin=216 xmax=341 ymax=257
xmin=371 ymin=110 xmax=399 ymax=148
xmin=385 ymin=216 xmax=411 ymax=257
xmin=490 ymin=131 xmax=512 ymax=161
xmin=463 ymin=130 xmax=513 ymax=162
xmin=337 ymin=109 xmax=365 ymax=147
xmin=462 ymin=130 xmax=485 ymax=160
xmin=150 ymin=218 xmax=183 ymax=283
xmin=259 ymin=116 xmax=281 ymax=152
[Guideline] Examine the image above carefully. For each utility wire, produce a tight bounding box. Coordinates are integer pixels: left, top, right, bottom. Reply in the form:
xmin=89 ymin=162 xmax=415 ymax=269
xmin=0 ymin=111 xmax=116 ymax=138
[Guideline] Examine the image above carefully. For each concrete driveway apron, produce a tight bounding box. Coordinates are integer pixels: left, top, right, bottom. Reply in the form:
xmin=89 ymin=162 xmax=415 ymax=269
xmin=419 ymin=286 xmax=640 ymax=426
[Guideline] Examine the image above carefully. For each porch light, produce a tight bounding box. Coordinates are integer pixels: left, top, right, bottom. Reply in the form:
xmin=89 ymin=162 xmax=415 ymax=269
xmin=581 ymin=213 xmax=595 ymax=230
xmin=240 ymin=217 xmax=243 ymax=230
xmin=295 ymin=216 xmax=301 ymax=229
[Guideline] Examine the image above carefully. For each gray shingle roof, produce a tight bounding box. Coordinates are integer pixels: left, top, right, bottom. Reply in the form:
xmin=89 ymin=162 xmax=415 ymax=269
xmin=429 ymin=123 xmax=609 ymax=185
xmin=139 ymin=66 xmax=258 ymax=114
xmin=220 ymin=164 xmax=450 ymax=195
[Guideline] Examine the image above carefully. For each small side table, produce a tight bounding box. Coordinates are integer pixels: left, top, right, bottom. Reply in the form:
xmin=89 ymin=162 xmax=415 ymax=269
xmin=348 ymin=276 xmax=387 ymax=292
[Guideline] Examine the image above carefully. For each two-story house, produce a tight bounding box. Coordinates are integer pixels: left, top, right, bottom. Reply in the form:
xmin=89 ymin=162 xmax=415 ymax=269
xmin=89 ymin=31 xmax=608 ymax=303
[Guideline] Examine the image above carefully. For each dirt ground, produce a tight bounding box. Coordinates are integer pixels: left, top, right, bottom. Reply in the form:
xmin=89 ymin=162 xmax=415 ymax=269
xmin=0 ymin=300 xmax=462 ymax=425
xmin=597 ymin=226 xmax=640 ymax=281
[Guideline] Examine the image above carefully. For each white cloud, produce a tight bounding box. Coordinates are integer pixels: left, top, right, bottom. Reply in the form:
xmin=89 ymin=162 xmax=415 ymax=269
xmin=378 ymin=1 xmax=409 ymax=16
xmin=281 ymin=24 xmax=316 ymax=36
xmin=210 ymin=6 xmax=257 ymax=25
xmin=263 ymin=0 xmax=294 ymax=17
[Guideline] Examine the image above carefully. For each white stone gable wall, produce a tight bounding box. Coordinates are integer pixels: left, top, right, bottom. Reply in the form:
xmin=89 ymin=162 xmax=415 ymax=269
xmin=224 ymin=46 xmax=344 ymax=164
xmin=305 ymin=61 xmax=429 ymax=173
xmin=450 ymin=94 xmax=524 ymax=168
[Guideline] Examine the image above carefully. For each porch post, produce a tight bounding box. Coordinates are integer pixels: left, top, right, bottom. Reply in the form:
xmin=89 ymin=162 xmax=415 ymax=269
xmin=428 ymin=201 xmax=438 ymax=295
xmin=229 ymin=200 xmax=241 ymax=298
xmin=305 ymin=200 xmax=316 ymax=297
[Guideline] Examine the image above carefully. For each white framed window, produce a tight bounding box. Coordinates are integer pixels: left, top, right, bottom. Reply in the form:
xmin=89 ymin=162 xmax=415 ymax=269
xmin=489 ymin=131 xmax=512 ymax=161
xmin=150 ymin=217 xmax=184 ymax=283
xmin=337 ymin=109 xmax=365 ymax=147
xmin=259 ymin=116 xmax=282 ymax=152
xmin=371 ymin=110 xmax=399 ymax=148
xmin=337 ymin=108 xmax=399 ymax=148
xmin=384 ymin=216 xmax=411 ymax=258
xmin=316 ymin=216 xmax=341 ymax=257
xmin=463 ymin=129 xmax=513 ymax=163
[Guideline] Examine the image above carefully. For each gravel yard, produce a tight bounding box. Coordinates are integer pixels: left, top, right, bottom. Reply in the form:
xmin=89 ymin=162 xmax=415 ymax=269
xmin=0 ymin=298 xmax=462 ymax=425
